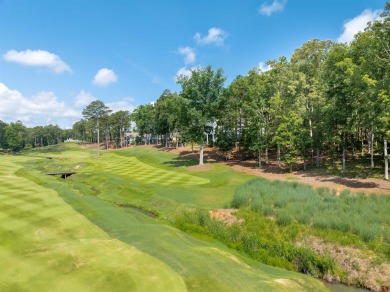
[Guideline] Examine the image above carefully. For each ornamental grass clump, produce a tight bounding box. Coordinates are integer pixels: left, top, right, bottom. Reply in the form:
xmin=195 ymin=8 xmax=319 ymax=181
xmin=231 ymin=178 xmax=390 ymax=243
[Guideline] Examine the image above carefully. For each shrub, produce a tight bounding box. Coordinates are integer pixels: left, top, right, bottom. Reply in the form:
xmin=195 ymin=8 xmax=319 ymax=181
xmin=231 ymin=192 xmax=250 ymax=208
xmin=277 ymin=211 xmax=292 ymax=226
xmin=250 ymin=196 xmax=263 ymax=213
xmin=263 ymin=206 xmax=274 ymax=216
xmin=242 ymin=233 xmax=260 ymax=252
xmin=274 ymin=197 xmax=289 ymax=208
xmin=226 ymin=225 xmax=242 ymax=243
xmin=296 ymin=212 xmax=311 ymax=225
xmin=352 ymin=222 xmax=382 ymax=242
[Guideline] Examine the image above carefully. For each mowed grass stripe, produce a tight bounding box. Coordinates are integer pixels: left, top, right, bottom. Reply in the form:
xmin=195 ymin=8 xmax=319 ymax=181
xmin=94 ymin=155 xmax=208 ymax=186
xmin=0 ymin=157 xmax=186 ymax=291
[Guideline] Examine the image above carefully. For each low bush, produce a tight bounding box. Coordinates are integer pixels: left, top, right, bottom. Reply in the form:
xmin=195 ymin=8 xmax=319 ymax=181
xmin=277 ymin=211 xmax=292 ymax=226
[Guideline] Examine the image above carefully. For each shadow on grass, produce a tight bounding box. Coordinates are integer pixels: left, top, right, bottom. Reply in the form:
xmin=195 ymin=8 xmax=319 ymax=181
xmin=319 ymin=177 xmax=380 ymax=189
xmin=158 ymin=146 xmax=220 ymax=168
xmin=159 ymin=154 xmax=198 ymax=167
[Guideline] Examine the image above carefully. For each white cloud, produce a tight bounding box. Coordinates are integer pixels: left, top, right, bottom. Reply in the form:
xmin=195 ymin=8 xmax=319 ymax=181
xmin=194 ymin=27 xmax=227 ymax=46
xmin=107 ymin=97 xmax=135 ymax=113
xmin=2 ymin=49 xmax=72 ymax=73
xmin=338 ymin=9 xmax=381 ymax=43
xmin=0 ymin=83 xmax=80 ymax=127
xmin=75 ymin=90 xmax=95 ymax=107
xmin=175 ymin=67 xmax=192 ymax=81
xmin=92 ymin=68 xmax=118 ymax=87
xmin=258 ymin=62 xmax=272 ymax=72
xmin=174 ymin=66 xmax=201 ymax=82
xmin=258 ymin=0 xmax=286 ymax=16
xmin=178 ymin=47 xmax=196 ymax=64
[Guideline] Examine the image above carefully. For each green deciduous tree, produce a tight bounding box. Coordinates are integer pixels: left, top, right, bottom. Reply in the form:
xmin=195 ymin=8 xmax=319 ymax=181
xmin=4 ymin=121 xmax=26 ymax=152
xmin=0 ymin=120 xmax=8 ymax=150
xmin=82 ymin=100 xmax=112 ymax=156
xmin=177 ymin=65 xmax=226 ymax=165
xmin=109 ymin=110 xmax=131 ymax=148
xmin=291 ymin=39 xmax=334 ymax=167
xmin=132 ymin=103 xmax=155 ymax=145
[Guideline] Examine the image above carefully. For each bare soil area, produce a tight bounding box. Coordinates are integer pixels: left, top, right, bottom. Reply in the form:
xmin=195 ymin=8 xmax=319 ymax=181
xmin=209 ymin=209 xmax=243 ymax=225
xmin=164 ymin=146 xmax=390 ymax=195
xmin=297 ymin=236 xmax=390 ymax=291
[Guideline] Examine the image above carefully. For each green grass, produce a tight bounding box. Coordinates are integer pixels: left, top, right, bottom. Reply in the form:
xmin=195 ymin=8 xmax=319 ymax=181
xmin=0 ymin=144 xmax=328 ymax=291
xmin=230 ymin=179 xmax=390 ymax=245
xmin=229 ymin=178 xmax=390 ymax=268
xmin=92 ymin=154 xmax=209 ymax=186
xmin=0 ymin=156 xmax=186 ymax=291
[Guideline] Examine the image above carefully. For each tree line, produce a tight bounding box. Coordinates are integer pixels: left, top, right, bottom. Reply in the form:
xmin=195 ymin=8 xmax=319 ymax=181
xmin=0 ymin=121 xmax=68 ymax=152
xmin=0 ymin=106 xmax=131 ymax=153
xmin=1 ymin=3 xmax=388 ymax=179
xmin=131 ymin=3 xmax=389 ymax=179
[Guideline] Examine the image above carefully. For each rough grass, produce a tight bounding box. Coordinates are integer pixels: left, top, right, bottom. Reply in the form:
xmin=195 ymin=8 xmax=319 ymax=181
xmin=231 ymin=179 xmax=390 ymax=254
xmin=1 ymin=143 xmax=328 ymax=291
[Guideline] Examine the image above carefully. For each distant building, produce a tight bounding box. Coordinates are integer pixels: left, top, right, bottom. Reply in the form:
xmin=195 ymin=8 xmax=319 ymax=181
xmin=65 ymin=138 xmax=81 ymax=143
xmin=125 ymin=132 xmax=139 ymax=145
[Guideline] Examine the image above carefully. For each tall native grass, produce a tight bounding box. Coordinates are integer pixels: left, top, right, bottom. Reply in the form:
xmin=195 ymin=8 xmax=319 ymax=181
xmin=231 ymin=179 xmax=390 ymax=243
xmin=173 ymin=208 xmax=336 ymax=277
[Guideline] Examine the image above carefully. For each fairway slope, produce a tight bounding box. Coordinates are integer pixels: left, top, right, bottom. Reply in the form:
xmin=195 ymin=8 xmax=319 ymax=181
xmin=5 ymin=145 xmax=329 ymax=291
xmin=95 ymin=154 xmax=209 ymax=186
xmin=0 ymin=157 xmax=186 ymax=291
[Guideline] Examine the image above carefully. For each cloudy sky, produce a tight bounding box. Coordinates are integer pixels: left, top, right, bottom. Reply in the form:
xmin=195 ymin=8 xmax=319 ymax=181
xmin=0 ymin=0 xmax=386 ymax=128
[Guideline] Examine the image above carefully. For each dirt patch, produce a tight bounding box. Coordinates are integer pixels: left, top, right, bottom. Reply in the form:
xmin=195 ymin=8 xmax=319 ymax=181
xmin=164 ymin=145 xmax=390 ymax=195
xmin=209 ymin=209 xmax=244 ymax=226
xmin=187 ymin=164 xmax=213 ymax=172
xmin=381 ymin=281 xmax=390 ymax=292
xmin=297 ymin=236 xmax=390 ymax=291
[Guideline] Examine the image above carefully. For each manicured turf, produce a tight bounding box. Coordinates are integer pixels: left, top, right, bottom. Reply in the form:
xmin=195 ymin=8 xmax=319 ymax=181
xmin=0 ymin=144 xmax=329 ymax=291
xmin=93 ymin=154 xmax=209 ymax=186
xmin=0 ymin=156 xmax=186 ymax=291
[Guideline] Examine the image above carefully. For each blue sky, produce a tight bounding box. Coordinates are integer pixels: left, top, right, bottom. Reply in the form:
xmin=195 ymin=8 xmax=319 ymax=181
xmin=0 ymin=0 xmax=386 ymax=128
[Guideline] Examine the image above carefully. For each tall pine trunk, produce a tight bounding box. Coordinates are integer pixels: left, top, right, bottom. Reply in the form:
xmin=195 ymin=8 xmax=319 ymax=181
xmin=97 ymin=120 xmax=100 ymax=157
xmin=105 ymin=127 xmax=109 ymax=150
xmin=258 ymin=151 xmax=261 ymax=168
xmin=385 ymin=136 xmax=388 ymax=180
xmin=277 ymin=146 xmax=281 ymax=168
xmin=371 ymin=125 xmax=375 ymax=169
xmin=342 ymin=130 xmax=346 ymax=173
xmin=199 ymin=143 xmax=204 ymax=165
xmin=316 ymin=148 xmax=320 ymax=168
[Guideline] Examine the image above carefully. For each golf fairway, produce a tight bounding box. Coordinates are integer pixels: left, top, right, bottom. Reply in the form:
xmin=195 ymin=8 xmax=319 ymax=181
xmin=0 ymin=145 xmax=329 ymax=291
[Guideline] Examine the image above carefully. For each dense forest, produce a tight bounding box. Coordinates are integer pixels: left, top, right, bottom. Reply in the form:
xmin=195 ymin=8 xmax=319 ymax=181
xmin=1 ymin=3 xmax=389 ymax=179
